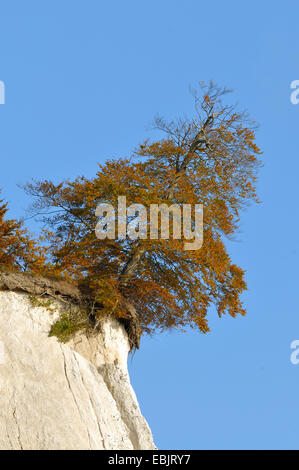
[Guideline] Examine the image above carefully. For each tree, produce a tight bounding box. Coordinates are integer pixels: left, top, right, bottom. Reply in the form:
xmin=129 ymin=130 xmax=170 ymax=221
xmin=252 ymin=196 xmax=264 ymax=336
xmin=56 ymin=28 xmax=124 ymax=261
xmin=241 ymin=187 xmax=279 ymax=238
xmin=25 ymin=83 xmax=262 ymax=349
xmin=0 ymin=193 xmax=46 ymax=273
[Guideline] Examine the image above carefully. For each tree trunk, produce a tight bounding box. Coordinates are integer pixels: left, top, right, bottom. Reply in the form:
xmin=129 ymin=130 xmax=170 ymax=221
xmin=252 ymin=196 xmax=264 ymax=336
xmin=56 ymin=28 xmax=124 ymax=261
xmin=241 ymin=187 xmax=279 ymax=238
xmin=118 ymin=118 xmax=213 ymax=348
xmin=119 ymin=244 xmax=147 ymax=289
xmin=117 ymin=244 xmax=146 ymax=350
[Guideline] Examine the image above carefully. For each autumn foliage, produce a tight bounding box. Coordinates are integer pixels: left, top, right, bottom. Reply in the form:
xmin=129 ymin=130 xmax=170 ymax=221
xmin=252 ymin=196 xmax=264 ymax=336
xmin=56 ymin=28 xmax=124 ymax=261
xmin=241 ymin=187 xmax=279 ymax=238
xmin=19 ymin=83 xmax=262 ymax=348
xmin=0 ymin=195 xmax=46 ymax=273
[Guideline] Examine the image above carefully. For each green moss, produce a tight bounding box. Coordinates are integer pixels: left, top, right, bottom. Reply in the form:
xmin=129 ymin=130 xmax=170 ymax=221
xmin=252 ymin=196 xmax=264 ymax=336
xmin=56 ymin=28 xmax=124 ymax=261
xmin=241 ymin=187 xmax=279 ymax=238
xmin=28 ymin=295 xmax=55 ymax=314
xmin=27 ymin=294 xmax=89 ymax=343
xmin=49 ymin=313 xmax=84 ymax=343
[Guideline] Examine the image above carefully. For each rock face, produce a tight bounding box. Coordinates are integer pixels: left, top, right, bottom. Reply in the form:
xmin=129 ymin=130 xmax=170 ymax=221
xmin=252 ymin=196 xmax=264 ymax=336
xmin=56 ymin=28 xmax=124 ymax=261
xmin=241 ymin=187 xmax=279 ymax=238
xmin=0 ymin=291 xmax=155 ymax=450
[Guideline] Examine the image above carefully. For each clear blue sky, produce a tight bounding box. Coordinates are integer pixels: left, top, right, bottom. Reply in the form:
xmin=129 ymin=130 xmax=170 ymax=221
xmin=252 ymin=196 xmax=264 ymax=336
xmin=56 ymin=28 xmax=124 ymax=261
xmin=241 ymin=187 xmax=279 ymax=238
xmin=0 ymin=0 xmax=299 ymax=450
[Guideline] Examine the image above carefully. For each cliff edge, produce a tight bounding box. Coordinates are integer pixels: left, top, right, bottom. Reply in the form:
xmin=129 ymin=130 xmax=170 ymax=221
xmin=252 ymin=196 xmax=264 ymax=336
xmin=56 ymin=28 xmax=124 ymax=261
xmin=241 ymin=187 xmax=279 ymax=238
xmin=0 ymin=287 xmax=155 ymax=450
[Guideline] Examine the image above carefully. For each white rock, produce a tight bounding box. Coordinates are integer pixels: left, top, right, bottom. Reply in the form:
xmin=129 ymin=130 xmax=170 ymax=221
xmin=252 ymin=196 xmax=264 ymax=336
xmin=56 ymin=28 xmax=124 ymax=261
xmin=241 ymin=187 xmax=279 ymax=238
xmin=0 ymin=291 xmax=155 ymax=450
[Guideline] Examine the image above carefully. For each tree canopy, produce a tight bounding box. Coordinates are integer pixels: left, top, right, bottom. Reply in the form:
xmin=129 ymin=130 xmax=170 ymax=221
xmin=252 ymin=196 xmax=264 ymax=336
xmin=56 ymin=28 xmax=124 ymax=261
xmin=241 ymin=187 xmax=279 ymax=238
xmin=21 ymin=83 xmax=261 ymax=348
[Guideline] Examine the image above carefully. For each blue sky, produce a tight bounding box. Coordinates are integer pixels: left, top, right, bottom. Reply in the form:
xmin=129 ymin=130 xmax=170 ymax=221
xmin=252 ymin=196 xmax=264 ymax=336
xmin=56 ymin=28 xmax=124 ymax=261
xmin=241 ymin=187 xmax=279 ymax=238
xmin=0 ymin=0 xmax=299 ymax=449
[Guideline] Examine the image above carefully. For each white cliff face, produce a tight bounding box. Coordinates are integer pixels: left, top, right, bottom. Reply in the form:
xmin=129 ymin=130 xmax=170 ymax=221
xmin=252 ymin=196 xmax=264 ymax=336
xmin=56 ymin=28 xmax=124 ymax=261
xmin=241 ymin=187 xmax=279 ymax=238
xmin=0 ymin=291 xmax=155 ymax=450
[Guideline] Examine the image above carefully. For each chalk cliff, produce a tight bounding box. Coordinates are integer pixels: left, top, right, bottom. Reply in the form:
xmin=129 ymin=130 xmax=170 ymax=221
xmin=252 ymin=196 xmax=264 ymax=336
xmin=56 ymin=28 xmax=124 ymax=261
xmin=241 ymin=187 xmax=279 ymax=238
xmin=0 ymin=289 xmax=155 ymax=450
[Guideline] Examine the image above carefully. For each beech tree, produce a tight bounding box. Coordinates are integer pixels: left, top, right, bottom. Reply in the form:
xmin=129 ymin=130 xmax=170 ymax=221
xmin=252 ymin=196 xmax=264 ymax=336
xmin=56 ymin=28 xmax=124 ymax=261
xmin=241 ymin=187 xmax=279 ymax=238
xmin=25 ymin=83 xmax=261 ymax=348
